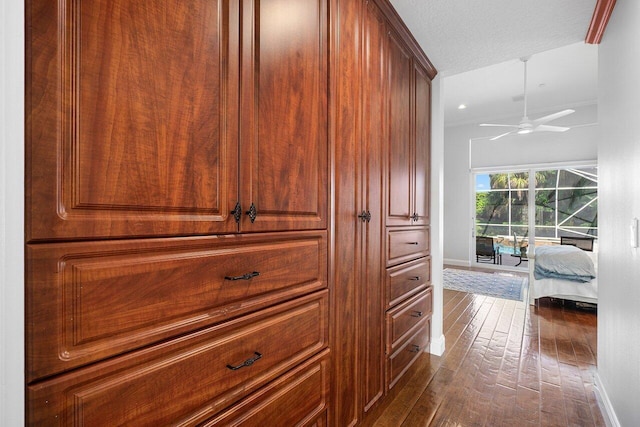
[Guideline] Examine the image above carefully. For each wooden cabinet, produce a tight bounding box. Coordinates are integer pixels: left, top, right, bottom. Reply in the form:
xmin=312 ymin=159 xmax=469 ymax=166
xmin=331 ymin=0 xmax=435 ymax=426
xmin=386 ymin=28 xmax=414 ymax=227
xmin=28 ymin=292 xmax=328 ymax=426
xmin=26 ymin=0 xmax=327 ymax=242
xmin=26 ymin=0 xmax=240 ymax=241
xmin=359 ymin=0 xmax=387 ymax=415
xmin=385 ymin=31 xmax=432 ymax=228
xmin=26 ymin=232 xmax=327 ymax=380
xmin=26 ymin=0 xmax=331 ymax=425
xmin=239 ymin=0 xmax=328 ymax=232
xmin=414 ymin=62 xmax=432 ymax=224
xmin=27 ymin=0 xmax=433 ymax=424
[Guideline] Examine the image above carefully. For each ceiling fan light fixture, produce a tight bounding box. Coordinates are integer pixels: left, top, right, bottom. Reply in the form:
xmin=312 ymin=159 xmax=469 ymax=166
xmin=480 ymin=56 xmax=575 ymax=141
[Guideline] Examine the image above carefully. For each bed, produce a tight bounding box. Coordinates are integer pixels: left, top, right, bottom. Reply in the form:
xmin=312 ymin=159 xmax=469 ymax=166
xmin=528 ymin=237 xmax=597 ymax=305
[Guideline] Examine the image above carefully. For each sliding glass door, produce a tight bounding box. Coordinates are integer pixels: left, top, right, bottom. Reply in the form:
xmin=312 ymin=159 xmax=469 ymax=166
xmin=474 ymin=165 xmax=598 ymax=269
xmin=475 ymin=171 xmax=530 ymax=267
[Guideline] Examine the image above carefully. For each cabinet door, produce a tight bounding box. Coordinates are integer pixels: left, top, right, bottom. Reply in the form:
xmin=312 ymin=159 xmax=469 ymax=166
xmin=360 ymin=0 xmax=386 ymax=414
xmin=26 ymin=0 xmax=239 ymax=241
xmin=240 ymin=0 xmax=328 ymax=232
xmin=385 ymin=29 xmax=413 ymax=227
xmin=413 ymin=62 xmax=431 ymax=225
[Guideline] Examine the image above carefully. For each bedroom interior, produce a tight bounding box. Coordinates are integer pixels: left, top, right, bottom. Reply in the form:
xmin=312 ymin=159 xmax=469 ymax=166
xmin=0 ymin=0 xmax=640 ymax=426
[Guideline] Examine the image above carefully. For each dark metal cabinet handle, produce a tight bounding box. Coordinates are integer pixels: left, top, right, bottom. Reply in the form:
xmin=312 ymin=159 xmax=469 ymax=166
xmin=226 ymin=352 xmax=262 ymax=370
xmin=409 ymin=276 xmax=421 ymax=281
xmin=407 ymin=242 xmax=419 ymax=245
xmin=409 ymin=344 xmax=421 ymax=353
xmin=224 ymin=271 xmax=260 ymax=281
xmin=357 ymin=210 xmax=372 ymax=223
xmin=230 ymin=202 xmax=242 ymax=224
xmin=410 ymin=311 xmax=423 ymax=318
xmin=411 ymin=213 xmax=419 ymax=221
xmin=246 ymin=203 xmax=257 ymax=223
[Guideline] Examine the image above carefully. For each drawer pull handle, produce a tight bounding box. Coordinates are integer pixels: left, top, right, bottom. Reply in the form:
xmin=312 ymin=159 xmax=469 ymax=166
xmin=409 ymin=345 xmax=421 ymax=353
xmin=225 ymin=271 xmax=260 ymax=281
xmin=411 ymin=213 xmax=419 ymax=221
xmin=407 ymin=242 xmax=419 ymax=245
xmin=411 ymin=311 xmax=423 ymax=318
xmin=409 ymin=276 xmax=421 ymax=281
xmin=227 ymin=352 xmax=262 ymax=370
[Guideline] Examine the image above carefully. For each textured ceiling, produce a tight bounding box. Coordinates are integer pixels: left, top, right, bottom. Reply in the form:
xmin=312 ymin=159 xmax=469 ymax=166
xmin=388 ymin=0 xmax=599 ymax=127
xmin=389 ymin=0 xmax=597 ymax=76
xmin=444 ymin=42 xmax=598 ymax=126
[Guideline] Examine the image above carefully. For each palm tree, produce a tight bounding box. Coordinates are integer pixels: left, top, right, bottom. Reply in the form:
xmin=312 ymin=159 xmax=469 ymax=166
xmin=489 ymin=172 xmax=547 ymax=200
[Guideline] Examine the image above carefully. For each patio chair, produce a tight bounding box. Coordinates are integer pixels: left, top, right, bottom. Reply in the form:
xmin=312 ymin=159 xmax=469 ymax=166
xmin=560 ymin=236 xmax=595 ymax=251
xmin=476 ymin=236 xmax=501 ymax=264
xmin=511 ymin=231 xmax=528 ymax=267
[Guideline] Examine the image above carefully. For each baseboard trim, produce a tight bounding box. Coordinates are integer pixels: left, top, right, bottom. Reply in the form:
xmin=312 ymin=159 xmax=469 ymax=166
xmin=594 ymin=372 xmax=621 ymax=427
xmin=443 ymin=258 xmax=469 ymax=267
xmin=429 ymin=334 xmax=445 ymax=356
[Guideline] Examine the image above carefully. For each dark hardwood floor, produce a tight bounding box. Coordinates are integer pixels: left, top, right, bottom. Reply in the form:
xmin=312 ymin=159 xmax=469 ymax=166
xmin=371 ymin=268 xmax=604 ymax=426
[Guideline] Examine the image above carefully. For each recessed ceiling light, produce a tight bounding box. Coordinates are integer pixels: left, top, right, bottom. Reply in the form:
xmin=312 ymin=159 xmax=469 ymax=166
xmin=458 ymin=104 xmax=467 ymax=110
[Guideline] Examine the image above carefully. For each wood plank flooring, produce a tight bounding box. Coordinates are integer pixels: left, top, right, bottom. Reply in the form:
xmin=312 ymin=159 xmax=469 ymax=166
xmin=370 ymin=269 xmax=604 ymax=427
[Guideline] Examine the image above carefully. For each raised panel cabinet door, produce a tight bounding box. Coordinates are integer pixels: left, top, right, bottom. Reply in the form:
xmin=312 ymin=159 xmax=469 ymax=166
xmin=385 ymin=28 xmax=413 ymax=227
xmin=360 ymin=0 xmax=386 ymax=415
xmin=26 ymin=0 xmax=240 ymax=241
xmin=413 ymin=62 xmax=431 ymax=225
xmin=240 ymin=0 xmax=328 ymax=232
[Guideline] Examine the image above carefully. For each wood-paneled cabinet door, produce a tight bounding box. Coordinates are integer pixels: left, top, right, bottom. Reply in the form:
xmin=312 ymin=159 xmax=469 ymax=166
xmin=385 ymin=28 xmax=413 ymax=227
xmin=239 ymin=0 xmax=329 ymax=232
xmin=412 ymin=62 xmax=431 ymax=225
xmin=361 ymin=0 xmax=386 ymax=415
xmin=26 ymin=0 xmax=240 ymax=241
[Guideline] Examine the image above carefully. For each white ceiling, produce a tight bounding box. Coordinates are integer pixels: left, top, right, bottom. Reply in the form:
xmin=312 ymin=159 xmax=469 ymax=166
xmin=388 ymin=0 xmax=599 ymax=126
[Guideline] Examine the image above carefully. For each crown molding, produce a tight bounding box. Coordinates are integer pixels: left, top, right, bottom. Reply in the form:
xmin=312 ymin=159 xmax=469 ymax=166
xmin=585 ymin=0 xmax=616 ymax=44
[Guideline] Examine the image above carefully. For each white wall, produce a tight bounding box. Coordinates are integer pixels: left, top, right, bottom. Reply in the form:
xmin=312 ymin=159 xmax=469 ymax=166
xmin=596 ymin=1 xmax=640 ymax=425
xmin=430 ymin=76 xmax=445 ymax=355
xmin=1 ymin=0 xmax=25 ymax=424
xmin=443 ymin=104 xmax=598 ymax=264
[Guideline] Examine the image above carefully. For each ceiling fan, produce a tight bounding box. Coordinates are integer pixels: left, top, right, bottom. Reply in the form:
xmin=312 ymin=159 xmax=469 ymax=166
xmin=480 ymin=57 xmax=575 ymax=141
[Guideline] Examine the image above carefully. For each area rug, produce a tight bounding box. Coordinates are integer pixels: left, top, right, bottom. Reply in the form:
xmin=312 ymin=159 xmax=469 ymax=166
xmin=443 ymin=268 xmax=528 ymax=302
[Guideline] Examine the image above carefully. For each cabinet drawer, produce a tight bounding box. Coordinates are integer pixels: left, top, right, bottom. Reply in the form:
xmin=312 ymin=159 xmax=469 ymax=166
xmin=387 ymin=319 xmax=430 ymax=390
xmin=386 ymin=288 xmax=432 ymax=353
xmin=26 ymin=232 xmax=327 ymax=381
xmin=386 ymin=228 xmax=429 ymax=266
xmin=203 ymin=350 xmax=329 ymax=426
xmin=28 ymin=291 xmax=328 ymax=426
xmin=385 ymin=257 xmax=430 ymax=308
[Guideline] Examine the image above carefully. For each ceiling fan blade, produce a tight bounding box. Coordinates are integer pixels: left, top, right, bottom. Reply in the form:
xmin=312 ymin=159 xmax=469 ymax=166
xmin=534 ymin=109 xmax=575 ymax=125
xmin=534 ymin=124 xmax=570 ymax=132
xmin=480 ymin=123 xmax=520 ymax=128
xmin=490 ymin=131 xmax=516 ymax=141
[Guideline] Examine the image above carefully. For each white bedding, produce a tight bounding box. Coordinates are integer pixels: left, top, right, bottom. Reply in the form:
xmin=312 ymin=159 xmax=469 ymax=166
xmin=529 ymin=250 xmax=598 ymax=305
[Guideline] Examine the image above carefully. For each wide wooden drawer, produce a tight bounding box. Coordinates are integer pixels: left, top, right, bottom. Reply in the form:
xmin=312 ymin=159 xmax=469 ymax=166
xmin=27 ymin=291 xmax=328 ymax=426
xmin=202 ymin=350 xmax=329 ymax=426
xmin=387 ymin=320 xmax=430 ymax=390
xmin=386 ymin=288 xmax=432 ymax=354
xmin=26 ymin=231 xmax=327 ymax=381
xmin=385 ymin=257 xmax=431 ymax=308
xmin=386 ymin=227 xmax=430 ymax=267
